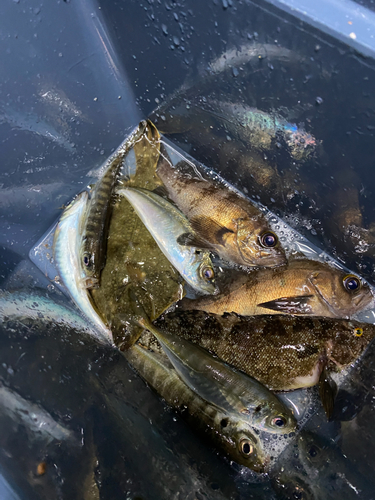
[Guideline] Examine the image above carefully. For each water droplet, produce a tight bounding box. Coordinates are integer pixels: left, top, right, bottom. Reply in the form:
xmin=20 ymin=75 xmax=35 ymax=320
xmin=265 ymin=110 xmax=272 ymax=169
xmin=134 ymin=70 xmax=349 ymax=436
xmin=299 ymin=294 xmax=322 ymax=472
xmin=232 ymin=67 xmax=239 ymax=77
xmin=315 ymin=96 xmax=323 ymax=105
xmin=162 ymin=24 xmax=168 ymax=36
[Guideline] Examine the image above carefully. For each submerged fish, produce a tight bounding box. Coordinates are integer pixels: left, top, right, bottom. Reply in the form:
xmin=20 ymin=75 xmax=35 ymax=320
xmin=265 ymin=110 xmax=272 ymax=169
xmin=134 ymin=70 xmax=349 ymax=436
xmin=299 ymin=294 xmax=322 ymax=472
xmin=123 ymin=343 xmax=268 ymax=472
xmin=135 ymin=311 xmax=295 ymax=435
xmin=153 ymin=311 xmax=375 ymax=393
xmin=199 ymin=100 xmax=317 ymax=161
xmin=156 ymin=145 xmax=286 ymax=269
xmin=181 ymin=258 xmax=373 ymax=318
xmin=117 ymin=187 xmax=216 ymax=295
xmin=81 ymin=121 xmax=147 ymax=288
xmin=53 ymin=192 xmax=113 ymax=343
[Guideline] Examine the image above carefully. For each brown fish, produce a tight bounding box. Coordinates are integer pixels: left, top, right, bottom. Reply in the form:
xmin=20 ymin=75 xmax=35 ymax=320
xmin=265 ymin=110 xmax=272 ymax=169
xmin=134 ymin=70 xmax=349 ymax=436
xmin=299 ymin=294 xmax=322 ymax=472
xmin=151 ymin=311 xmax=375 ymax=393
xmin=156 ymin=144 xmax=286 ymax=269
xmin=181 ymin=258 xmax=373 ymax=319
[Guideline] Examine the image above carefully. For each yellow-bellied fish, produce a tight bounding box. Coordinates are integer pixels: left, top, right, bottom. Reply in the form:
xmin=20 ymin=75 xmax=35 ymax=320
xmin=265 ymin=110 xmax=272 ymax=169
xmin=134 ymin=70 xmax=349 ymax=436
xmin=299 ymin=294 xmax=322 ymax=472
xmin=117 ymin=187 xmax=215 ymax=295
xmin=135 ymin=314 xmax=296 ymax=435
xmin=53 ymin=192 xmax=113 ymax=343
xmin=181 ymin=258 xmax=373 ymax=318
xmin=81 ymin=121 xmax=147 ymax=288
xmin=123 ymin=343 xmax=269 ymax=472
xmin=156 ymin=146 xmax=287 ymax=269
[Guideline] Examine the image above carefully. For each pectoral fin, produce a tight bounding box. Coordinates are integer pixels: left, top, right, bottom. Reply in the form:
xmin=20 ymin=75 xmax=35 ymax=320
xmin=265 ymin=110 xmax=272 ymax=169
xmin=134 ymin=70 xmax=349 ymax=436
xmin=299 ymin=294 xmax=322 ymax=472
xmin=319 ymin=367 xmax=337 ymax=421
xmin=176 ymin=232 xmax=213 ymax=249
xmin=257 ymin=295 xmax=314 ymax=314
xmin=190 ymin=216 xmax=235 ymax=247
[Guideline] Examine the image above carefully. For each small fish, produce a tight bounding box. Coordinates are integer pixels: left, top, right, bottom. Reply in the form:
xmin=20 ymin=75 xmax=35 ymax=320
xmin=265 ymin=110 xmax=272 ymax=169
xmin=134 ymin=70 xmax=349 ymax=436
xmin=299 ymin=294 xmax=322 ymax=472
xmin=198 ymin=100 xmax=317 ymax=160
xmin=117 ymin=187 xmax=216 ymax=295
xmin=154 ymin=311 xmax=375 ymax=398
xmin=156 ymin=147 xmax=286 ymax=268
xmin=181 ymin=258 xmax=373 ymax=318
xmin=81 ymin=121 xmax=147 ymax=288
xmin=123 ymin=343 xmax=268 ymax=472
xmin=135 ymin=313 xmax=296 ymax=435
xmin=53 ymin=192 xmax=113 ymax=343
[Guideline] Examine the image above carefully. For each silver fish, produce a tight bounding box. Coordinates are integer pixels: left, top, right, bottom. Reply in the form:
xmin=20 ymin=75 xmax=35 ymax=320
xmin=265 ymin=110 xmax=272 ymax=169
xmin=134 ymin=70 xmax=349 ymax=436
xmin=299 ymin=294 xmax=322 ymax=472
xmin=135 ymin=314 xmax=296 ymax=435
xmin=53 ymin=191 xmax=113 ymax=343
xmin=117 ymin=187 xmax=216 ymax=295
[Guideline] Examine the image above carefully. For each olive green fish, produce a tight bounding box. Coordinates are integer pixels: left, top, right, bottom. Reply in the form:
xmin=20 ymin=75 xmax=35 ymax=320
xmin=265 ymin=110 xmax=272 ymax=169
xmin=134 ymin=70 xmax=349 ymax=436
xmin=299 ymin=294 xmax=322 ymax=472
xmin=90 ymin=121 xmax=184 ymax=349
xmin=117 ymin=187 xmax=216 ymax=295
xmin=81 ymin=121 xmax=147 ymax=288
xmin=156 ymin=143 xmax=286 ymax=269
xmin=181 ymin=258 xmax=373 ymax=318
xmin=153 ymin=311 xmax=375 ymax=395
xmin=123 ymin=343 xmax=268 ymax=472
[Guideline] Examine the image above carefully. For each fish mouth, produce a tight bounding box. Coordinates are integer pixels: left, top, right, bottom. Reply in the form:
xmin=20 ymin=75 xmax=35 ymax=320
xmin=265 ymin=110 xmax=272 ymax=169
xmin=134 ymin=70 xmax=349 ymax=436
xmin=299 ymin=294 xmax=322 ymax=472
xmin=251 ymin=251 xmax=287 ymax=268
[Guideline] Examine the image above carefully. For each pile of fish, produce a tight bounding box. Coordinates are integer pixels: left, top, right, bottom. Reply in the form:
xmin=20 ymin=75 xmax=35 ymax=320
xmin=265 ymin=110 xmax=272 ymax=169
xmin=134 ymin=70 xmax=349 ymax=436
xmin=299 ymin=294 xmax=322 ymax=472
xmin=51 ymin=119 xmax=375 ymax=474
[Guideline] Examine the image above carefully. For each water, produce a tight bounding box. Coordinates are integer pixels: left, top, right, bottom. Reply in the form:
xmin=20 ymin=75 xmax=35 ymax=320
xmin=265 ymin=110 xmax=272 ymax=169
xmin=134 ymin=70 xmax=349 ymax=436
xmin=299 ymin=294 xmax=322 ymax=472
xmin=2 ymin=0 xmax=375 ymax=498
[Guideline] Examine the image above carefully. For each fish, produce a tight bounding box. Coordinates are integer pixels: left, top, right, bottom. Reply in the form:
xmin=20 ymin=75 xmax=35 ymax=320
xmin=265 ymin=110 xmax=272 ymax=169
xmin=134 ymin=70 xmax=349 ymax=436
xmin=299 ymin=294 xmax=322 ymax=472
xmin=197 ymin=100 xmax=317 ymax=160
xmin=90 ymin=122 xmax=184 ymax=350
xmin=153 ymin=311 xmax=375 ymax=395
xmin=180 ymin=258 xmax=373 ymax=318
xmin=123 ymin=342 xmax=269 ymax=472
xmin=117 ymin=187 xmax=216 ymax=295
xmin=81 ymin=121 xmax=147 ymax=288
xmin=133 ymin=308 xmax=296 ymax=435
xmin=156 ymin=145 xmax=287 ymax=269
xmin=53 ymin=191 xmax=113 ymax=343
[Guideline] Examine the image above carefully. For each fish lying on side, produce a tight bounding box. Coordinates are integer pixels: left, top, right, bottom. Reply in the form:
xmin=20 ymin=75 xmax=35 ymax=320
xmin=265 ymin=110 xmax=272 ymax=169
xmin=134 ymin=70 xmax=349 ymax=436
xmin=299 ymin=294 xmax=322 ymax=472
xmin=156 ymin=144 xmax=286 ymax=269
xmin=181 ymin=258 xmax=373 ymax=318
xmin=81 ymin=121 xmax=147 ymax=289
xmin=53 ymin=192 xmax=113 ymax=343
xmin=117 ymin=187 xmax=216 ymax=295
xmin=123 ymin=343 xmax=268 ymax=472
xmin=153 ymin=310 xmax=375 ymax=417
xmin=134 ymin=312 xmax=296 ymax=435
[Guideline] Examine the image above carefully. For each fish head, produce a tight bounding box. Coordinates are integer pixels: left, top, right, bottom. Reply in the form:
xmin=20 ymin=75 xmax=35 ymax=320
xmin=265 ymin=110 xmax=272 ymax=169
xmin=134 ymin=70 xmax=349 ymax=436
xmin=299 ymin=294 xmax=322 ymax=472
xmin=188 ymin=250 xmax=216 ymax=295
xmin=225 ymin=420 xmax=269 ymax=472
xmin=79 ymin=239 xmax=100 ymax=286
xmin=271 ymin=471 xmax=316 ymax=500
xmin=236 ymin=218 xmax=287 ymax=268
xmin=308 ymin=268 xmax=374 ymax=317
xmin=251 ymin=401 xmax=297 ymax=435
xmin=329 ymin=320 xmax=375 ymax=366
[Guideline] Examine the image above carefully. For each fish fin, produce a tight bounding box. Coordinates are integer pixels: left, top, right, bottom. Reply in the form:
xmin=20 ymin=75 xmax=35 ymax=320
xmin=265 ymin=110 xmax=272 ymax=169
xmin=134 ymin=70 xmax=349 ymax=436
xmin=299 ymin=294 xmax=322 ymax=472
xmin=152 ymin=185 xmax=170 ymax=199
xmin=257 ymin=295 xmax=314 ymax=314
xmin=111 ymin=314 xmax=144 ymax=350
xmin=176 ymin=232 xmax=213 ymax=249
xmin=319 ymin=367 xmax=337 ymax=421
xmin=190 ymin=216 xmax=234 ymax=246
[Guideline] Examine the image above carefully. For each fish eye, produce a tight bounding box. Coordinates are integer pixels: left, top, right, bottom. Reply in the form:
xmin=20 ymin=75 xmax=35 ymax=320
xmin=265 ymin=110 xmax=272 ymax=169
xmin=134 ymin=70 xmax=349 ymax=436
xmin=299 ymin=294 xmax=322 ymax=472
xmin=200 ymin=265 xmax=215 ymax=281
xmin=239 ymin=439 xmax=254 ymax=457
xmin=343 ymin=274 xmax=361 ymax=292
xmin=259 ymin=232 xmax=278 ymax=248
xmin=354 ymin=327 xmax=363 ymax=337
xmin=308 ymin=445 xmax=319 ymax=458
xmin=83 ymin=254 xmax=90 ymax=267
xmin=271 ymin=415 xmax=287 ymax=428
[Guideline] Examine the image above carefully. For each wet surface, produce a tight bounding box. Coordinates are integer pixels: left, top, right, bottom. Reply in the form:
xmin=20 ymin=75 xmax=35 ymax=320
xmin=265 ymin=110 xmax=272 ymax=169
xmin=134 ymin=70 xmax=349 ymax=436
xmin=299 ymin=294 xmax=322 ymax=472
xmin=2 ymin=0 xmax=375 ymax=498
